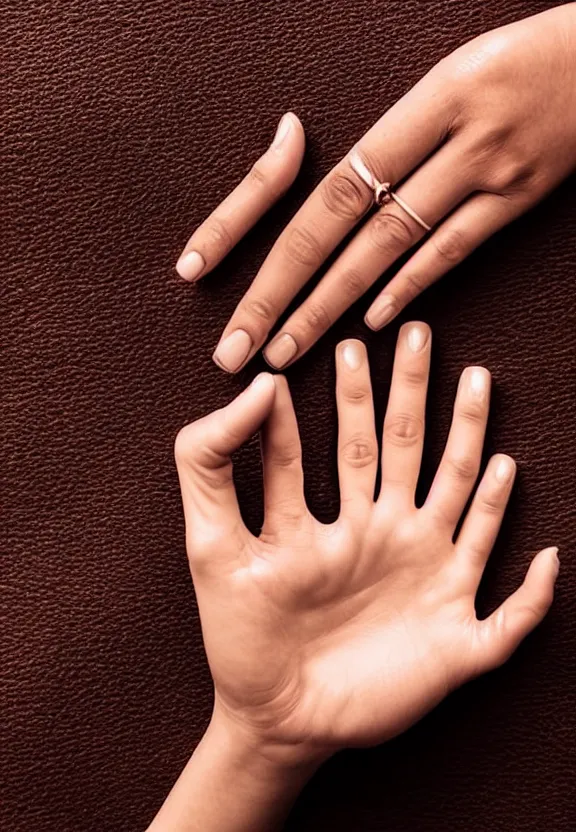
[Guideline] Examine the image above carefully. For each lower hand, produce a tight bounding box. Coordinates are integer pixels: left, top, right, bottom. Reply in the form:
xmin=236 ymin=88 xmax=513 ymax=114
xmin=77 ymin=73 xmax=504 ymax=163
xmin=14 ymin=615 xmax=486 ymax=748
xmin=174 ymin=323 xmax=558 ymax=764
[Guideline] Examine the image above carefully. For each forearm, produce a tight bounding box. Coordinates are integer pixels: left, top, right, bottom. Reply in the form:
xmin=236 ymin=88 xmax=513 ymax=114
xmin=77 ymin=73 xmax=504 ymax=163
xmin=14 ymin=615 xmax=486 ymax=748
xmin=146 ymin=712 xmax=323 ymax=832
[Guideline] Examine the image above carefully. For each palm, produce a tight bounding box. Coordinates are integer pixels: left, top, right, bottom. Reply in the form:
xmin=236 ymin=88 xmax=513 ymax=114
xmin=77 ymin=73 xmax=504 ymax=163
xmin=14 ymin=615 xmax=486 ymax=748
xmin=200 ymin=512 xmax=477 ymax=749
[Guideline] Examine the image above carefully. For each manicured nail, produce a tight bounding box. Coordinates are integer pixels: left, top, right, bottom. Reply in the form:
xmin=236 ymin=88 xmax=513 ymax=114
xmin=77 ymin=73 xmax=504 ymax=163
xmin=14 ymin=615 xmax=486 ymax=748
xmin=407 ymin=323 xmax=428 ymax=353
xmin=365 ymin=295 xmax=397 ymax=330
xmin=176 ymin=250 xmax=205 ymax=282
xmin=264 ymin=333 xmax=298 ymax=369
xmin=341 ymin=341 xmax=363 ymax=370
xmin=213 ymin=329 xmax=253 ymax=373
xmin=468 ymin=367 xmax=489 ymax=398
xmin=495 ymin=456 xmax=514 ymax=484
xmin=272 ymin=113 xmax=292 ymax=150
xmin=548 ymin=546 xmax=560 ymax=576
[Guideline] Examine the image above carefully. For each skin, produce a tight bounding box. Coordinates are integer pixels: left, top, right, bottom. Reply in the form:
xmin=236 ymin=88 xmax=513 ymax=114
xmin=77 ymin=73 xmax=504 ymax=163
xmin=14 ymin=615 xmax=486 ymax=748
xmin=176 ymin=4 xmax=576 ymax=372
xmin=147 ymin=324 xmax=558 ymax=832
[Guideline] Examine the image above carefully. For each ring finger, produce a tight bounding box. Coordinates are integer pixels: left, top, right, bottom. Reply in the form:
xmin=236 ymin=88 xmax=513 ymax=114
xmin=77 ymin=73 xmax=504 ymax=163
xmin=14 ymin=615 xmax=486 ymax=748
xmin=263 ymin=138 xmax=475 ymax=369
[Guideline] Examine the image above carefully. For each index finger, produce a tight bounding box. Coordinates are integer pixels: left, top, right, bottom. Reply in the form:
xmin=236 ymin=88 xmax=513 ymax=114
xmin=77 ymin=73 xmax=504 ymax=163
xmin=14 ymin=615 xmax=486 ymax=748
xmin=213 ymin=74 xmax=457 ymax=372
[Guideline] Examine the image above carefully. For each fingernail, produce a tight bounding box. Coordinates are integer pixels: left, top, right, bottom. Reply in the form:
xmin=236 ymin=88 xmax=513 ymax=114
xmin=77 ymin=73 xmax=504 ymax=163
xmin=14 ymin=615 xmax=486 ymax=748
xmin=549 ymin=547 xmax=560 ymax=576
xmin=468 ymin=367 xmax=489 ymax=398
xmin=495 ymin=456 xmax=514 ymax=484
xmin=176 ymin=250 xmax=205 ymax=282
xmin=264 ymin=333 xmax=298 ymax=369
xmin=407 ymin=323 xmax=429 ymax=353
xmin=341 ymin=341 xmax=363 ymax=370
xmin=213 ymin=329 xmax=253 ymax=373
xmin=272 ymin=113 xmax=292 ymax=150
xmin=365 ymin=295 xmax=397 ymax=331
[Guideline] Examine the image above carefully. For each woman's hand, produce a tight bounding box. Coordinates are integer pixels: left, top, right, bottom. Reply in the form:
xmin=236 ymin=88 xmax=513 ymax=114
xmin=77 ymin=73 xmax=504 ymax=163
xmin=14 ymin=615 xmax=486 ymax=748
xmin=173 ymin=324 xmax=558 ymax=764
xmin=176 ymin=4 xmax=576 ymax=372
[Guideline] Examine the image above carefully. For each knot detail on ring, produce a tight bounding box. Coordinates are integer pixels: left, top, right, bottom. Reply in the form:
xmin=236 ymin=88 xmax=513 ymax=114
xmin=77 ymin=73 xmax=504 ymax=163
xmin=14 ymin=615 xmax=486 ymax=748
xmin=348 ymin=148 xmax=432 ymax=232
xmin=374 ymin=182 xmax=392 ymax=206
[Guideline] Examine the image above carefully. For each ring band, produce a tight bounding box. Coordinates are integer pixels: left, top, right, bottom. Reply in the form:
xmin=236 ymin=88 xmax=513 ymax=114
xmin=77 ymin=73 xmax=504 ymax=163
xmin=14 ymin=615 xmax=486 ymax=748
xmin=349 ymin=150 xmax=432 ymax=232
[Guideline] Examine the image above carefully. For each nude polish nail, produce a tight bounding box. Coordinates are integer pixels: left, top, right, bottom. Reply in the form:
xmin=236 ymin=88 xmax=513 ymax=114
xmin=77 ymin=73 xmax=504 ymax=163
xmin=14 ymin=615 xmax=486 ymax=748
xmin=365 ymin=295 xmax=397 ymax=331
xmin=468 ymin=367 xmax=489 ymax=398
xmin=213 ymin=329 xmax=253 ymax=373
xmin=176 ymin=250 xmax=205 ymax=282
xmin=264 ymin=333 xmax=298 ymax=369
xmin=407 ymin=323 xmax=428 ymax=352
xmin=495 ymin=456 xmax=514 ymax=484
xmin=341 ymin=341 xmax=363 ymax=370
xmin=272 ymin=113 xmax=292 ymax=150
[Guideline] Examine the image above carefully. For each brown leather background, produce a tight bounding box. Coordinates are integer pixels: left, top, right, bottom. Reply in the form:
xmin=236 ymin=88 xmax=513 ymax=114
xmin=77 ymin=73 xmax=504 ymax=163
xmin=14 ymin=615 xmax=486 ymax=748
xmin=3 ymin=1 xmax=575 ymax=830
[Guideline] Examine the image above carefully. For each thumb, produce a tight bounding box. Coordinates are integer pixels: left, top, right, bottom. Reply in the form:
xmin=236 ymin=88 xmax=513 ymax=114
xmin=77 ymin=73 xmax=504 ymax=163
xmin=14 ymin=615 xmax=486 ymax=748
xmin=471 ymin=546 xmax=559 ymax=674
xmin=175 ymin=373 xmax=276 ymax=532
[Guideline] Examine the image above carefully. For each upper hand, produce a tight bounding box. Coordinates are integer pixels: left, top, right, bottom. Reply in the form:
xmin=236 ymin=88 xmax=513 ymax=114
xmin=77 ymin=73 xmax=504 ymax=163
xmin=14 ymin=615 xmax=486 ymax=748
xmin=174 ymin=324 xmax=558 ymax=764
xmin=176 ymin=4 xmax=576 ymax=372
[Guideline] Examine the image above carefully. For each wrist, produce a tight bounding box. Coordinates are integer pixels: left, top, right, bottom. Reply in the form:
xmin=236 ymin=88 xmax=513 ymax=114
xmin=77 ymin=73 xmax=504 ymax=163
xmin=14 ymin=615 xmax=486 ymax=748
xmin=207 ymin=702 xmax=331 ymax=783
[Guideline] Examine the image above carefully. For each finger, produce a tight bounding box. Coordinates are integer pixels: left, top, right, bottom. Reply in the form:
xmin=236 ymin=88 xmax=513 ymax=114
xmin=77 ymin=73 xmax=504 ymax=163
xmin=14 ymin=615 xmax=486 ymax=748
xmin=335 ymin=339 xmax=378 ymax=510
xmin=424 ymin=366 xmax=491 ymax=530
xmin=456 ymin=454 xmax=516 ymax=580
xmin=213 ymin=78 xmax=456 ymax=372
xmin=471 ymin=547 xmax=559 ymax=674
xmin=176 ymin=112 xmax=305 ymax=285
xmin=365 ymin=192 xmax=522 ymax=330
xmin=379 ymin=322 xmax=431 ymax=501
xmin=174 ymin=374 xmax=276 ymax=536
xmin=261 ymin=375 xmax=307 ymax=530
xmin=264 ymin=138 xmax=473 ymax=368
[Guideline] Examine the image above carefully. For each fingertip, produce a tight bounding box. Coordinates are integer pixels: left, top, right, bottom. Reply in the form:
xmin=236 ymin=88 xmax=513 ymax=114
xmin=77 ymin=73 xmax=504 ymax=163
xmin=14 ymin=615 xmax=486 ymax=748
xmin=337 ymin=339 xmax=367 ymax=371
xmin=364 ymin=294 xmax=399 ymax=331
xmin=491 ymin=453 xmax=516 ymax=485
xmin=271 ymin=111 xmax=306 ymax=157
xmin=176 ymin=249 xmax=206 ymax=282
xmin=541 ymin=545 xmax=560 ymax=580
xmin=251 ymin=371 xmax=276 ymax=398
xmin=400 ymin=321 xmax=431 ymax=353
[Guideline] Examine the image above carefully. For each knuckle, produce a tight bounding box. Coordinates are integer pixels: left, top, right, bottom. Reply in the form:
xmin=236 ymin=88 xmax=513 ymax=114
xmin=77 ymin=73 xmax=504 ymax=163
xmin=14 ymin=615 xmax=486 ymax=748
xmin=400 ymin=364 xmax=429 ymax=389
xmin=370 ymin=210 xmax=416 ymax=254
xmin=399 ymin=272 xmax=426 ymax=301
xmin=446 ymin=454 xmax=478 ymax=481
xmin=487 ymin=156 xmax=538 ymax=193
xmin=241 ymin=294 xmax=278 ymax=326
xmin=284 ymin=225 xmax=325 ymax=268
xmin=270 ymin=442 xmax=302 ymax=470
xmin=340 ymin=434 xmax=378 ymax=468
xmin=321 ymin=170 xmax=371 ymax=220
xmin=341 ymin=380 xmax=371 ymax=404
xmin=383 ymin=412 xmax=423 ymax=447
xmin=339 ymin=267 xmax=370 ymax=300
xmin=432 ymin=227 xmax=468 ymax=264
xmin=205 ymin=216 xmax=233 ymax=252
xmin=174 ymin=422 xmax=203 ymax=466
xmin=248 ymin=160 xmax=270 ymax=189
xmin=458 ymin=401 xmax=486 ymax=425
xmin=478 ymin=490 xmax=504 ymax=516
xmin=301 ymin=299 xmax=332 ymax=333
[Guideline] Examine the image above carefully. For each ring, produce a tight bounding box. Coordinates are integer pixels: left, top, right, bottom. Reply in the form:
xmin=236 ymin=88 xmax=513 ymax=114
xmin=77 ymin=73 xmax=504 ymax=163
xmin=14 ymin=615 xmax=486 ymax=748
xmin=349 ymin=150 xmax=432 ymax=232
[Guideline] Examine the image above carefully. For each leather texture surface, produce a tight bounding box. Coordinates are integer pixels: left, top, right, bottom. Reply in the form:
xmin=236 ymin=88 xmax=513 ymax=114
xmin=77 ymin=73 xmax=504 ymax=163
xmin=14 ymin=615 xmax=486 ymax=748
xmin=3 ymin=1 xmax=575 ymax=830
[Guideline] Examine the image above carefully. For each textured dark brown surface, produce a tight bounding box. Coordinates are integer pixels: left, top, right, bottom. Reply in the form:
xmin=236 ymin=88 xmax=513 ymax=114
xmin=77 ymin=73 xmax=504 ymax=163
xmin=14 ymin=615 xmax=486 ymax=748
xmin=3 ymin=1 xmax=575 ymax=830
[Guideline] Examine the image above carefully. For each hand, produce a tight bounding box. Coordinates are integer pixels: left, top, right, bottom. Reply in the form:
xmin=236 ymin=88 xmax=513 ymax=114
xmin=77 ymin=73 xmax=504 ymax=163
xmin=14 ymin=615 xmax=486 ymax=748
xmin=174 ymin=323 xmax=558 ymax=763
xmin=176 ymin=4 xmax=576 ymax=372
